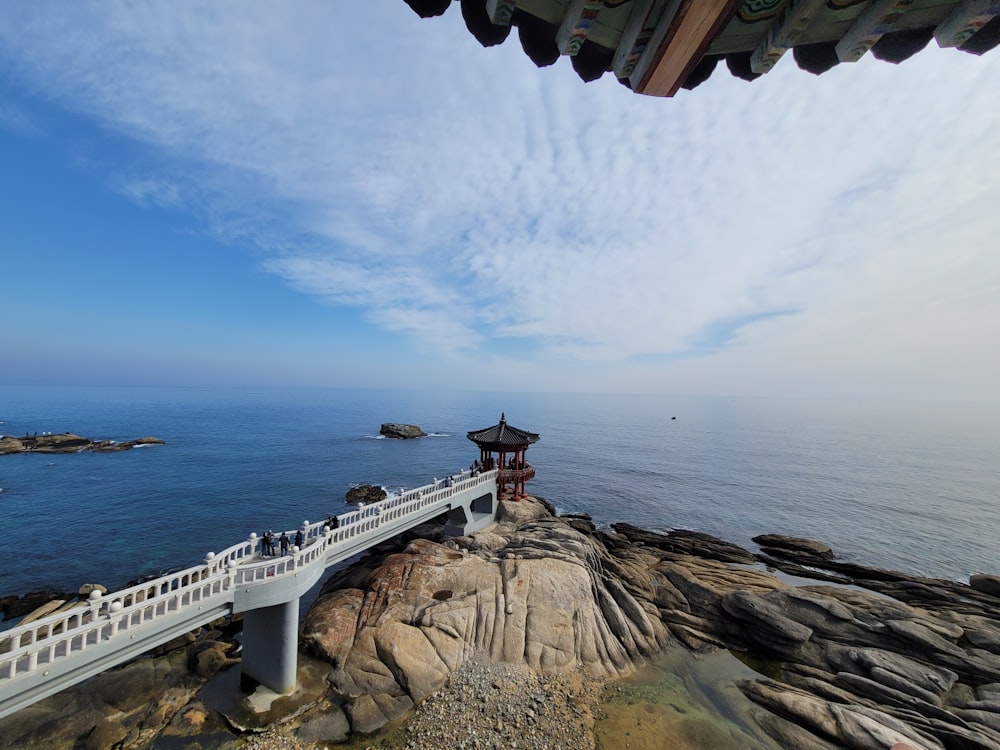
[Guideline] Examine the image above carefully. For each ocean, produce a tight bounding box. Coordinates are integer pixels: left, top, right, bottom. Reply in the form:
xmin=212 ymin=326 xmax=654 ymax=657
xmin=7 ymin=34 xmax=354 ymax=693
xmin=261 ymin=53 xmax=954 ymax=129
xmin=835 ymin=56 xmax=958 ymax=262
xmin=1 ymin=385 xmax=998 ymax=611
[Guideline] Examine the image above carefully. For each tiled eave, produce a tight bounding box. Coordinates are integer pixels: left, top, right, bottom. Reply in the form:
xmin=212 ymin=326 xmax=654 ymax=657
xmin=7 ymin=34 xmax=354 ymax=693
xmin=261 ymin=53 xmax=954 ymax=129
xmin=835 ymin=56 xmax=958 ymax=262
xmin=403 ymin=0 xmax=1000 ymax=96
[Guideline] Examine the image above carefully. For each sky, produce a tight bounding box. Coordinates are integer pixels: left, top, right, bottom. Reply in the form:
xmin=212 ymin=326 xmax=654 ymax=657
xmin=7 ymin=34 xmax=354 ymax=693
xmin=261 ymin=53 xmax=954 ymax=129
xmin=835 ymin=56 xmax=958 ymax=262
xmin=1 ymin=2 xmax=998 ymax=400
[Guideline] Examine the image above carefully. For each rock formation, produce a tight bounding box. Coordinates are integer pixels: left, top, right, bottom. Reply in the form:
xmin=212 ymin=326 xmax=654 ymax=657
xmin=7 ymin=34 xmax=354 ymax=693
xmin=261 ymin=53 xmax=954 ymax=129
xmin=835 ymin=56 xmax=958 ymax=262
xmin=0 ymin=433 xmax=164 ymax=455
xmin=300 ymin=498 xmax=1000 ymax=748
xmin=345 ymin=483 xmax=387 ymax=505
xmin=378 ymin=423 xmax=427 ymax=439
xmin=4 ymin=496 xmax=1000 ymax=749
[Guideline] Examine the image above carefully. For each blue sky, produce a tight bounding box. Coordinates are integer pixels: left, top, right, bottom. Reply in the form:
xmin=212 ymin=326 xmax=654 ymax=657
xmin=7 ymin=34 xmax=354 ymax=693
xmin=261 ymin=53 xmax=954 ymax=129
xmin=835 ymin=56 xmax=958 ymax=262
xmin=1 ymin=3 xmax=998 ymax=399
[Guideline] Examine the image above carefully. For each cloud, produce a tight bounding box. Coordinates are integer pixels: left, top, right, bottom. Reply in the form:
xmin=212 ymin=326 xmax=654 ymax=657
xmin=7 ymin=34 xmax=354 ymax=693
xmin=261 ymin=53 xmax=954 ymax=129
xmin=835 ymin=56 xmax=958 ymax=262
xmin=1 ymin=2 xmax=998 ymax=396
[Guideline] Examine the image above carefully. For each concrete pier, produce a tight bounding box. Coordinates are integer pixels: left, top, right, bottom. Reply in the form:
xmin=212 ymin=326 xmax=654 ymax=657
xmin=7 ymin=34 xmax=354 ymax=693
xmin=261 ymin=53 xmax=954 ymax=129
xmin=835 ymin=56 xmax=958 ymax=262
xmin=240 ymin=601 xmax=299 ymax=693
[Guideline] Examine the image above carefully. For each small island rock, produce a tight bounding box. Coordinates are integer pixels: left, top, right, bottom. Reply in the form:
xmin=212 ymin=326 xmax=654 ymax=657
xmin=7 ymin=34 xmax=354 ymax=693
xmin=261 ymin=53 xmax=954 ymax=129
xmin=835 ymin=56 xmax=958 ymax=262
xmin=345 ymin=483 xmax=387 ymax=505
xmin=0 ymin=433 xmax=164 ymax=455
xmin=379 ymin=423 xmax=427 ymax=439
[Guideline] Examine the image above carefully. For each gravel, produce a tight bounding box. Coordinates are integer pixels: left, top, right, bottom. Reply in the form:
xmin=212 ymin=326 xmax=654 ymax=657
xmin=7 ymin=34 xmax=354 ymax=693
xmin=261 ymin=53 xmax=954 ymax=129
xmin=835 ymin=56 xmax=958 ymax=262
xmin=376 ymin=654 xmax=605 ymax=750
xmin=240 ymin=654 xmax=606 ymax=750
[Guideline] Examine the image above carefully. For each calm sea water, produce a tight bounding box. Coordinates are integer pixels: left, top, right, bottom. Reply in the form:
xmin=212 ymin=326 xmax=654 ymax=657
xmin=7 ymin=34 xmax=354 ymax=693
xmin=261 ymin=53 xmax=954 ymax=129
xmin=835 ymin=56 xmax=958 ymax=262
xmin=1 ymin=385 xmax=998 ymax=605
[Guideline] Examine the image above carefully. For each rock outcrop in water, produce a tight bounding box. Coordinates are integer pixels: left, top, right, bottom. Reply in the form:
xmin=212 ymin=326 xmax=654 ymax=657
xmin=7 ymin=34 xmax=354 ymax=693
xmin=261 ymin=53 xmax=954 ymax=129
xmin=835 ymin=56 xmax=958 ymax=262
xmin=0 ymin=433 xmax=164 ymax=454
xmin=378 ymin=423 xmax=427 ymax=439
xmin=345 ymin=483 xmax=388 ymax=505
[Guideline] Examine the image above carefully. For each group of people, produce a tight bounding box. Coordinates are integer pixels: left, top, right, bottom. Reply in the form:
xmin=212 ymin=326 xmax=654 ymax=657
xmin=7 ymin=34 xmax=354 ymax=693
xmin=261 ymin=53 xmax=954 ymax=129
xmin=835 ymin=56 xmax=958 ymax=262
xmin=258 ymin=503 xmax=386 ymax=558
xmin=260 ymin=528 xmax=304 ymax=557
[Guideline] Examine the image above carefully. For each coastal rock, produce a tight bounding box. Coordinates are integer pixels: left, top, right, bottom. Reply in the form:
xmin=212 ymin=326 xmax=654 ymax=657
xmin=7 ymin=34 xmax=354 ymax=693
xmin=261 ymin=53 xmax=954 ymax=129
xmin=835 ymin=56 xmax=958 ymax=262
xmin=344 ymin=483 xmax=387 ymax=505
xmin=0 ymin=433 xmax=164 ymax=455
xmin=379 ymin=423 xmax=427 ymax=439
xmin=5 ymin=495 xmax=1000 ymax=749
xmin=300 ymin=499 xmax=1000 ymax=745
xmin=611 ymin=522 xmax=757 ymax=564
xmin=0 ymin=589 xmax=74 ymax=621
xmin=302 ymin=497 xmax=670 ymax=734
xmin=297 ymin=708 xmax=350 ymax=744
xmin=752 ymin=533 xmax=834 ymax=559
xmin=971 ymin=574 xmax=1000 ymax=598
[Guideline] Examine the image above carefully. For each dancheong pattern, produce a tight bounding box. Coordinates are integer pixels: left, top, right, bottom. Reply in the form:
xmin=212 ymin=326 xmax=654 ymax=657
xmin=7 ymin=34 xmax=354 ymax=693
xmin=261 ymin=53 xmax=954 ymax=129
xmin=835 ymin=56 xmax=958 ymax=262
xmin=738 ymin=0 xmax=786 ymax=23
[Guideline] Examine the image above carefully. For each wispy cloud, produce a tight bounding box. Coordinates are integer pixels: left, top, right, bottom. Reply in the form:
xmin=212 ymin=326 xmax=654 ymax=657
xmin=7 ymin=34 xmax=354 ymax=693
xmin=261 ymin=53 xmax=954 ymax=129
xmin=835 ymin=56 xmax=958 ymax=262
xmin=1 ymin=2 xmax=998 ymax=396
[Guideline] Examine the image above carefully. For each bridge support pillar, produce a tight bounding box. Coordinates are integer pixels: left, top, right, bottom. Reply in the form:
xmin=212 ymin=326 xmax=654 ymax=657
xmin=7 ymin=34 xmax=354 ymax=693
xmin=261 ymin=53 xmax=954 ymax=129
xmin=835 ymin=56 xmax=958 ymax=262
xmin=240 ymin=599 xmax=299 ymax=694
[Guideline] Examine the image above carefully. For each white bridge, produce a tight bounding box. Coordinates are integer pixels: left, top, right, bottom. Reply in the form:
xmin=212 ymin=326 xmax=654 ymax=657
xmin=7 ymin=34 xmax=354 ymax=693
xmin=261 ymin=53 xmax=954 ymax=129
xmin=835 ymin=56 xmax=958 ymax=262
xmin=0 ymin=468 xmax=500 ymax=720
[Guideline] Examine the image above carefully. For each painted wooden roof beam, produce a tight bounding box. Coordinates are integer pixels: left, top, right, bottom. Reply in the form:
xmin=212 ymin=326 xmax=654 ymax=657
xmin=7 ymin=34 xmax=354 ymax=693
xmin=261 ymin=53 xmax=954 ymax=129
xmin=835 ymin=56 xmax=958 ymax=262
xmin=624 ymin=0 xmax=683 ymax=88
xmin=636 ymin=0 xmax=743 ymax=97
xmin=556 ymin=0 xmax=606 ymax=55
xmin=935 ymin=0 xmax=1000 ymax=49
xmin=611 ymin=0 xmax=656 ymax=78
xmin=836 ymin=0 xmax=917 ymax=63
xmin=485 ymin=0 xmax=517 ymax=25
xmin=750 ymin=0 xmax=828 ymax=75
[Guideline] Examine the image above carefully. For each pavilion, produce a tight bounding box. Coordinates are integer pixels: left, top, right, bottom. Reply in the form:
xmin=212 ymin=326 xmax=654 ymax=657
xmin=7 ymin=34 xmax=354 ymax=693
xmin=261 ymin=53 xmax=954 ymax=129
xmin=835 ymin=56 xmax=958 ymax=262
xmin=467 ymin=413 xmax=540 ymax=500
xmin=402 ymin=0 xmax=1000 ymax=97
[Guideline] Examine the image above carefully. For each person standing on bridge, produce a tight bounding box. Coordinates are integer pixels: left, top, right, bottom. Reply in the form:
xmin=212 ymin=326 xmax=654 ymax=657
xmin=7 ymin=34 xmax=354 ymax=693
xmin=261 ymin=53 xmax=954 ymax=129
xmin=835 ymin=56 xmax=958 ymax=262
xmin=263 ymin=529 xmax=275 ymax=557
xmin=279 ymin=531 xmax=289 ymax=556
xmin=295 ymin=529 xmax=304 ymax=548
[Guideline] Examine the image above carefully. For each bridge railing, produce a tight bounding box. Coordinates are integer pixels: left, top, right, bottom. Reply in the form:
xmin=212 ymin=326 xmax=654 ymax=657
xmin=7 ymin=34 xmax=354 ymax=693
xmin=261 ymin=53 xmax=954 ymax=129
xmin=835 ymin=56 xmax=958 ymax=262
xmin=233 ymin=469 xmax=497 ymax=582
xmin=0 ymin=559 xmax=231 ymax=680
xmin=0 ymin=467 xmax=498 ymax=685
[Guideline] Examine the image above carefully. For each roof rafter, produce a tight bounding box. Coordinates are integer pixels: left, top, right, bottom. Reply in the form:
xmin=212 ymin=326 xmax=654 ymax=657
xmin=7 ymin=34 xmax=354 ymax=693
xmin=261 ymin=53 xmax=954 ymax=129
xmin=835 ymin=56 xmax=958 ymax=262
xmin=637 ymin=0 xmax=743 ymax=96
xmin=935 ymin=0 xmax=1000 ymax=48
xmin=836 ymin=0 xmax=917 ymax=63
xmin=625 ymin=0 xmax=684 ymax=89
xmin=485 ymin=0 xmax=518 ymax=24
xmin=556 ymin=0 xmax=607 ymax=54
xmin=750 ymin=0 xmax=828 ymax=74
xmin=612 ymin=0 xmax=656 ymax=78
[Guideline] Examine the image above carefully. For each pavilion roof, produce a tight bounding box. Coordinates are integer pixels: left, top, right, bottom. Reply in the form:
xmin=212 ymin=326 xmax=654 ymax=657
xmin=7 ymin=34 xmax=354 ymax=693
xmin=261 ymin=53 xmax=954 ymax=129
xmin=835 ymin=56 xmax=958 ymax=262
xmin=404 ymin=0 xmax=999 ymax=97
xmin=467 ymin=413 xmax=541 ymax=449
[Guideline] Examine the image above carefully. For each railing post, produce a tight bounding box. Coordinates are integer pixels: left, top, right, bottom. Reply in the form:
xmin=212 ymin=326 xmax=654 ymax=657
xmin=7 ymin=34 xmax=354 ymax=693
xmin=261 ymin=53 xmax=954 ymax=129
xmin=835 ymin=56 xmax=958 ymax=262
xmin=89 ymin=590 xmax=104 ymax=620
xmin=108 ymin=601 xmax=123 ymax=636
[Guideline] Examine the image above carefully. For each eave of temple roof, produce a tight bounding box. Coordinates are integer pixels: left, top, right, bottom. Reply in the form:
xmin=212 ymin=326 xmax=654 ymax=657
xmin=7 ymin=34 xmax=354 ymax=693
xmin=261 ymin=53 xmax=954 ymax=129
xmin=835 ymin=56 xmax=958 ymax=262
xmin=467 ymin=414 xmax=541 ymax=448
xmin=404 ymin=0 xmax=1000 ymax=97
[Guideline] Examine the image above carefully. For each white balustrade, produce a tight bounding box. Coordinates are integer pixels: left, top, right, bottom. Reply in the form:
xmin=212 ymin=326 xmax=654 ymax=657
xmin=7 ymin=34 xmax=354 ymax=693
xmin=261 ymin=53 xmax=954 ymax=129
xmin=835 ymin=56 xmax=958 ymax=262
xmin=0 ymin=469 xmax=497 ymax=695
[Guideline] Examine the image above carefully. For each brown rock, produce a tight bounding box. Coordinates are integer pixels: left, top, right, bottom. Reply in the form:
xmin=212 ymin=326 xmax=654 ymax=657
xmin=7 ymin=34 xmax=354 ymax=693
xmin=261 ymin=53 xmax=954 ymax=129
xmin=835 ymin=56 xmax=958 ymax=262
xmin=379 ymin=423 xmax=427 ymax=439
xmin=344 ymin=483 xmax=387 ymax=505
xmin=753 ymin=534 xmax=834 ymax=559
xmin=191 ymin=641 xmax=233 ymax=678
xmin=298 ymin=708 xmax=351 ymax=743
xmin=84 ymin=718 xmax=128 ymax=750
xmin=971 ymin=574 xmax=1000 ymax=598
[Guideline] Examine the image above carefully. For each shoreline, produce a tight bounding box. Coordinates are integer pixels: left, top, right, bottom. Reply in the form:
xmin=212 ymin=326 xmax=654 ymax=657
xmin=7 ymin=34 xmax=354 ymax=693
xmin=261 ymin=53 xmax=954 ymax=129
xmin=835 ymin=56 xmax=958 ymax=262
xmin=2 ymin=497 xmax=1000 ymax=749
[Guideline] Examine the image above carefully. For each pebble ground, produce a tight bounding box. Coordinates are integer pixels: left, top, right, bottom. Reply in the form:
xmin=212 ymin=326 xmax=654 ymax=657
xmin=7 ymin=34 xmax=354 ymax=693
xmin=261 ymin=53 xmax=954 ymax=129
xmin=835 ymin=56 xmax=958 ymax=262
xmin=379 ymin=656 xmax=604 ymax=750
xmin=240 ymin=655 xmax=606 ymax=750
